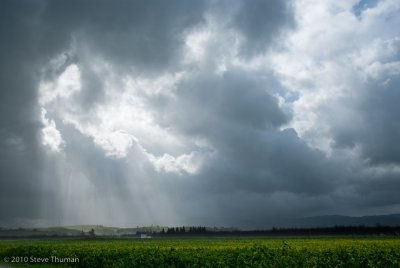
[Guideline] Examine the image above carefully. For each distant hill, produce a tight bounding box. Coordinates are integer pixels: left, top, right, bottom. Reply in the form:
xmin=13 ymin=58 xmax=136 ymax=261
xmin=64 ymin=225 xmax=120 ymax=236
xmin=0 ymin=226 xmax=83 ymax=238
xmin=280 ymin=214 xmax=400 ymax=228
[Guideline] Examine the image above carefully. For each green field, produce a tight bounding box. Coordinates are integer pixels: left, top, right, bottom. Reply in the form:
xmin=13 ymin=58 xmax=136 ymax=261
xmin=0 ymin=236 xmax=399 ymax=267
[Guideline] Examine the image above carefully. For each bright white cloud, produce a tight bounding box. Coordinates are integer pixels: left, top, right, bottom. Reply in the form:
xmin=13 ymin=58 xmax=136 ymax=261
xmin=40 ymin=107 xmax=64 ymax=152
xmin=148 ymin=151 xmax=204 ymax=174
xmin=269 ymin=0 xmax=400 ymax=156
xmin=39 ymin=64 xmax=81 ymax=106
xmin=38 ymin=57 xmax=213 ymax=171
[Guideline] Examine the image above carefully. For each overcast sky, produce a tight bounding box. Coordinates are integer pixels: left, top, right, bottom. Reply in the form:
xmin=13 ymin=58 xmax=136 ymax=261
xmin=1 ymin=0 xmax=400 ymax=228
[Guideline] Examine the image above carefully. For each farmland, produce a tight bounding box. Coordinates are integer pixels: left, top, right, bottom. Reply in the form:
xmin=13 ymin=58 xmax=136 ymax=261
xmin=0 ymin=236 xmax=400 ymax=267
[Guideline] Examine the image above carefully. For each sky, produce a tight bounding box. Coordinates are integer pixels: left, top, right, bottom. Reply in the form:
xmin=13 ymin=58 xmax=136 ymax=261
xmin=1 ymin=0 xmax=400 ymax=228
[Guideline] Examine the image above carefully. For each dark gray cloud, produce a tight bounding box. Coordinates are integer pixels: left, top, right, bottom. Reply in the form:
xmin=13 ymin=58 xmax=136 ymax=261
xmin=209 ymin=0 xmax=294 ymax=57
xmin=328 ymin=72 xmax=400 ymax=165
xmin=0 ymin=0 xmax=48 ymax=222
xmin=354 ymin=76 xmax=400 ymax=165
xmin=231 ymin=0 xmax=294 ymax=56
xmin=1 ymin=0 xmax=400 ymax=228
xmin=165 ymin=70 xmax=288 ymax=133
xmin=41 ymin=0 xmax=205 ymax=70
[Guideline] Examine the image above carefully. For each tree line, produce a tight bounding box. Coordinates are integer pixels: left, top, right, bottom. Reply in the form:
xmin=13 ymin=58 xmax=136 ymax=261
xmin=155 ymin=225 xmax=400 ymax=236
xmin=160 ymin=226 xmax=207 ymax=234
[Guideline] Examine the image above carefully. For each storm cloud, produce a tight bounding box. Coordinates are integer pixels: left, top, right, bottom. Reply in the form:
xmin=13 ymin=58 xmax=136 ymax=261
xmin=1 ymin=0 xmax=400 ymax=228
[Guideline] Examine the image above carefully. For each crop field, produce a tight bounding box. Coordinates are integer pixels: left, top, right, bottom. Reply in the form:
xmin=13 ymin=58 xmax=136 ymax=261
xmin=0 ymin=236 xmax=400 ymax=267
